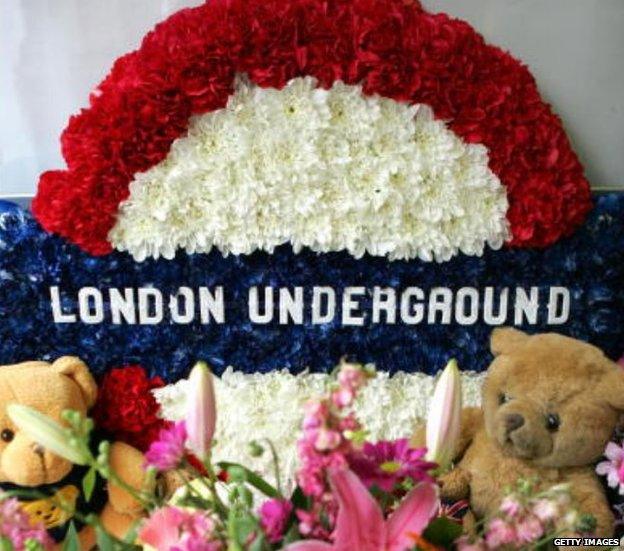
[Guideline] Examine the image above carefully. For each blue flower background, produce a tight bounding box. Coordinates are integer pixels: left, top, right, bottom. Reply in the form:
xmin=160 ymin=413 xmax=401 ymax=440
xmin=0 ymin=195 xmax=623 ymax=383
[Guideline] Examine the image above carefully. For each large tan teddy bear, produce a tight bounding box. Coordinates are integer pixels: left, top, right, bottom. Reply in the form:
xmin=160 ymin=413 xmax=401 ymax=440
xmin=0 ymin=357 xmax=151 ymax=548
xmin=416 ymin=328 xmax=624 ymax=539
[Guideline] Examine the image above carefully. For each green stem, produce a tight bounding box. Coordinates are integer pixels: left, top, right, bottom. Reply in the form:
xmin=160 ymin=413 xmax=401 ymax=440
xmin=264 ymin=438 xmax=283 ymax=497
xmin=203 ymin=460 xmax=229 ymax=516
xmin=106 ymin=467 xmax=156 ymax=509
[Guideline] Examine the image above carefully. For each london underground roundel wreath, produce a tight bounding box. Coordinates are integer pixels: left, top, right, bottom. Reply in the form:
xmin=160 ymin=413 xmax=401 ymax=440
xmin=32 ymin=0 xmax=591 ymax=258
xmin=3 ymin=0 xmax=623 ymax=488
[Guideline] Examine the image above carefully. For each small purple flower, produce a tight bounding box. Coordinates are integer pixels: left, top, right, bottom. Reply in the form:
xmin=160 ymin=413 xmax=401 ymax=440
xmin=348 ymin=438 xmax=435 ymax=492
xmin=259 ymin=498 xmax=293 ymax=543
xmin=145 ymin=421 xmax=188 ymax=471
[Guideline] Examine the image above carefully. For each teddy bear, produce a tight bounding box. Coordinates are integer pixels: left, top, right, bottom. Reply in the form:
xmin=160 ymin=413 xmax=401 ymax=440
xmin=0 ymin=356 xmax=151 ymax=548
xmin=415 ymin=328 xmax=624 ymax=540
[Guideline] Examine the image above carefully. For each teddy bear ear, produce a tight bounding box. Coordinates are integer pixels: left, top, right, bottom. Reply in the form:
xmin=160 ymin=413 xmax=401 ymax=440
xmin=52 ymin=356 xmax=98 ymax=409
xmin=490 ymin=327 xmax=530 ymax=356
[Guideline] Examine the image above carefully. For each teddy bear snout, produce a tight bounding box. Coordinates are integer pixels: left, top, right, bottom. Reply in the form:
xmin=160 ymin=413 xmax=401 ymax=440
xmin=504 ymin=413 xmax=525 ymax=434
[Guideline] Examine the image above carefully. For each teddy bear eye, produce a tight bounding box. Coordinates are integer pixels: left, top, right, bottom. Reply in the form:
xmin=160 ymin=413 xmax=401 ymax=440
xmin=498 ymin=393 xmax=509 ymax=405
xmin=546 ymin=413 xmax=560 ymax=432
xmin=0 ymin=429 xmax=14 ymax=443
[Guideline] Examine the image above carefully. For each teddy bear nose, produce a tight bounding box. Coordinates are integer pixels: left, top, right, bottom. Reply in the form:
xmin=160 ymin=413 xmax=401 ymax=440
xmin=504 ymin=413 xmax=525 ymax=434
xmin=31 ymin=443 xmax=45 ymax=457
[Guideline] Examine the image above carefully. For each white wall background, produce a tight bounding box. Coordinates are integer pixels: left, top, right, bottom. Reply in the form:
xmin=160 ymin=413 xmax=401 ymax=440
xmin=1 ymin=0 xmax=623 ymax=197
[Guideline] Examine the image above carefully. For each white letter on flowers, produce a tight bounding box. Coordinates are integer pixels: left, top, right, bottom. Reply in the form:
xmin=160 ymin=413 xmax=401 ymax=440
xmin=110 ymin=77 xmax=510 ymax=262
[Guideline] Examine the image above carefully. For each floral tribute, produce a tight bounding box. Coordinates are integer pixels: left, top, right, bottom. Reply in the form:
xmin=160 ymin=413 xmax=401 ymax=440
xmin=32 ymin=0 xmax=590 ymax=259
xmin=4 ymin=360 xmax=594 ymax=550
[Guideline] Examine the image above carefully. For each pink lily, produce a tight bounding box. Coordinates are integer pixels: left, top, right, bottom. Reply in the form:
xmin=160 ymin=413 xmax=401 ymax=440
xmin=186 ymin=361 xmax=217 ymax=461
xmin=286 ymin=468 xmax=439 ymax=551
xmin=425 ymin=359 xmax=462 ymax=471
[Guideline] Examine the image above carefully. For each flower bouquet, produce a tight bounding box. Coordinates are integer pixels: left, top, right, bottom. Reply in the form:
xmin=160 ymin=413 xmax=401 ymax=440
xmin=3 ymin=361 xmax=594 ymax=550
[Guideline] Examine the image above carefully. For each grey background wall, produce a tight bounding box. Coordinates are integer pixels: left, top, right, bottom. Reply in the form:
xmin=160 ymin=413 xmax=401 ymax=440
xmin=1 ymin=0 xmax=623 ymax=197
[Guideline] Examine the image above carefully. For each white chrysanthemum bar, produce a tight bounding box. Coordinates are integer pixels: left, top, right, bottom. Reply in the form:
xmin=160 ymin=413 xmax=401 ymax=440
xmin=110 ymin=77 xmax=510 ymax=262
xmin=153 ymin=368 xmax=486 ymax=492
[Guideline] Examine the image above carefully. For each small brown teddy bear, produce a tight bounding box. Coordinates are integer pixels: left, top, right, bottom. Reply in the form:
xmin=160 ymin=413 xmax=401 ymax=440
xmin=415 ymin=328 xmax=624 ymax=539
xmin=0 ymin=356 xmax=151 ymax=548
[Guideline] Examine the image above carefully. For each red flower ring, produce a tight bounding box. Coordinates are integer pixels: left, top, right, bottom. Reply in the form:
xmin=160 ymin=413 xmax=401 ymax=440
xmin=32 ymin=0 xmax=591 ymax=255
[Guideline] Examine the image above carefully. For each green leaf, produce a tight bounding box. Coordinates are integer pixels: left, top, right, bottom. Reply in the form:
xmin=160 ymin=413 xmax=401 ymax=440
xmin=247 ymin=532 xmax=269 ymax=551
xmin=281 ymin=523 xmax=301 ymax=545
xmin=422 ymin=516 xmax=463 ymax=549
xmin=62 ymin=522 xmax=81 ymax=551
xmin=0 ymin=537 xmax=15 ymax=551
xmin=227 ymin=506 xmax=264 ymax=550
xmin=218 ymin=462 xmax=280 ymax=498
xmin=290 ymin=486 xmax=309 ymax=511
xmin=82 ymin=467 xmax=97 ymax=502
xmin=95 ymin=526 xmax=115 ymax=551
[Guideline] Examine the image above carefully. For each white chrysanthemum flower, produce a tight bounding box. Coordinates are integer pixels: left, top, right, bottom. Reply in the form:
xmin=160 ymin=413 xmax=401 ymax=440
xmin=153 ymin=367 xmax=486 ymax=492
xmin=110 ymin=76 xmax=510 ymax=262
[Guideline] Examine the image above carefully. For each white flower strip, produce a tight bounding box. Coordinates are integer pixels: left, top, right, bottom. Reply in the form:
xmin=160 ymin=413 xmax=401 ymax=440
xmin=110 ymin=76 xmax=509 ymax=262
xmin=153 ymin=368 xmax=486 ymax=492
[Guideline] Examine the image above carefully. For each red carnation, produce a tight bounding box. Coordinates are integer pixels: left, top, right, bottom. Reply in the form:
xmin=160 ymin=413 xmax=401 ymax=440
xmin=93 ymin=365 xmax=168 ymax=451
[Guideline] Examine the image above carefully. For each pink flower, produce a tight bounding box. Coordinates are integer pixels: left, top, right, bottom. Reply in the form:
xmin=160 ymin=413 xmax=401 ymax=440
xmin=138 ymin=506 xmax=221 ymax=551
xmin=295 ymin=363 xmax=371 ymax=538
xmin=515 ymin=514 xmax=544 ymax=544
xmin=285 ymin=468 xmax=439 ymax=551
xmin=0 ymin=497 xmax=53 ymax=550
xmin=332 ymin=388 xmax=355 ymax=408
xmin=145 ymin=421 xmax=188 ymax=471
xmin=259 ymin=498 xmax=293 ymax=543
xmin=484 ymin=518 xmax=517 ymax=548
xmin=348 ymin=439 xmax=435 ymax=492
xmin=337 ymin=362 xmax=367 ymax=391
xmin=186 ymin=362 xmax=217 ymax=461
xmin=532 ymin=498 xmax=559 ymax=522
xmin=500 ymin=496 xmax=522 ymax=518
xmin=425 ymin=359 xmax=462 ymax=471
xmin=596 ymin=441 xmax=624 ymax=494
xmin=173 ymin=537 xmax=223 ymax=551
xmin=315 ymin=428 xmax=342 ymax=451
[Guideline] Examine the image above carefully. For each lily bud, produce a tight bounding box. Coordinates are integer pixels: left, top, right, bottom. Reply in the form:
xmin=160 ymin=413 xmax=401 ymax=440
xmin=186 ymin=361 xmax=217 ymax=461
xmin=7 ymin=404 xmax=90 ymax=465
xmin=425 ymin=359 xmax=462 ymax=471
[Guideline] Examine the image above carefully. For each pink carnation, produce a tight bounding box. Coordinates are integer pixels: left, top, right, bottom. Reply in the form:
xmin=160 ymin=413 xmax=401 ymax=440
xmin=138 ymin=506 xmax=222 ymax=551
xmin=145 ymin=421 xmax=188 ymax=471
xmin=259 ymin=498 xmax=293 ymax=543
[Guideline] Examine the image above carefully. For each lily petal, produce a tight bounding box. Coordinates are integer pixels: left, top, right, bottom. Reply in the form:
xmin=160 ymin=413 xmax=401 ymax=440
xmin=7 ymin=404 xmax=89 ymax=465
xmin=386 ymin=482 xmax=439 ymax=551
xmin=186 ymin=361 xmax=217 ymax=461
xmin=283 ymin=542 xmax=334 ymax=551
xmin=330 ymin=468 xmax=386 ymax=551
